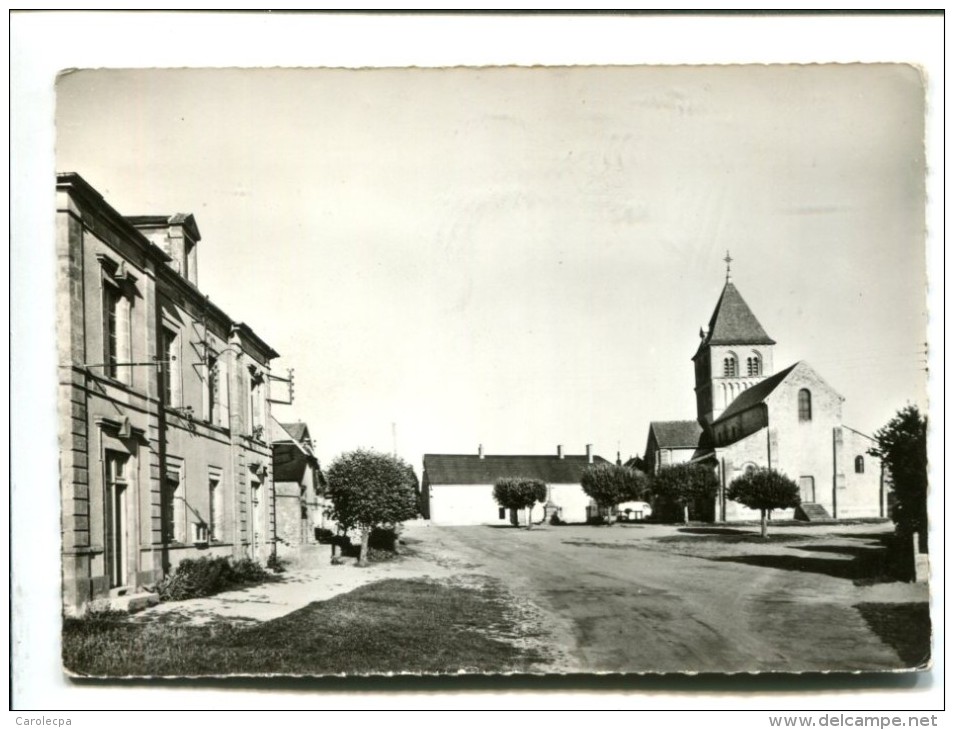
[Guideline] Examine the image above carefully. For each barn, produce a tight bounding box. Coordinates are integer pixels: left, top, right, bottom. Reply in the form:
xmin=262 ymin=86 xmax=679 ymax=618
xmin=421 ymin=445 xmax=611 ymax=525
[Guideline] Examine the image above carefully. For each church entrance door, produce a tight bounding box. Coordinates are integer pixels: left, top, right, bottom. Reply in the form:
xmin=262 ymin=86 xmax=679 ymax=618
xmin=799 ymin=476 xmax=815 ymax=502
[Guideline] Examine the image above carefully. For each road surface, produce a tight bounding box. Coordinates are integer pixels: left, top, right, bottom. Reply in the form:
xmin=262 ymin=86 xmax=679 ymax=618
xmin=410 ymin=522 xmax=927 ymax=674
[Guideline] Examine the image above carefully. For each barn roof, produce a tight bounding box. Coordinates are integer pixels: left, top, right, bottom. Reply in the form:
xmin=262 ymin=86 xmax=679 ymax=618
xmin=279 ymin=422 xmax=310 ymax=444
xmin=423 ymin=454 xmax=612 ymax=485
xmin=649 ymin=420 xmax=704 ymax=449
xmin=273 ymin=442 xmax=310 ymax=483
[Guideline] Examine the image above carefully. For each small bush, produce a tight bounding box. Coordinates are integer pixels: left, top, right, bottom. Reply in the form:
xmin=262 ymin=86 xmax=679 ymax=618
xmin=156 ymin=556 xmax=271 ymax=602
xmin=266 ymin=553 xmax=288 ymax=574
xmin=549 ymin=513 xmax=565 ymax=526
xmin=367 ymin=547 xmax=398 ymax=562
xmin=157 ymin=557 xmax=235 ymax=601
xmin=369 ymin=526 xmax=399 ymax=551
xmin=231 ymin=557 xmax=270 ymax=584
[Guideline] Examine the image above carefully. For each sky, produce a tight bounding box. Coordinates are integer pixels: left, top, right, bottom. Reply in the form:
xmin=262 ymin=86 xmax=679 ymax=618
xmin=55 ymin=63 xmax=928 ymax=470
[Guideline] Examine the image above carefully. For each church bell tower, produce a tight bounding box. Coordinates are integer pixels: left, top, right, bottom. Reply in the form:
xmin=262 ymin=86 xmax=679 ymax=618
xmin=693 ymin=253 xmax=776 ymax=426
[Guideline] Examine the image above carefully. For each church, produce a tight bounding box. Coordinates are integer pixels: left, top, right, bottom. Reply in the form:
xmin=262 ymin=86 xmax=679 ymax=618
xmin=644 ymin=258 xmax=887 ymax=522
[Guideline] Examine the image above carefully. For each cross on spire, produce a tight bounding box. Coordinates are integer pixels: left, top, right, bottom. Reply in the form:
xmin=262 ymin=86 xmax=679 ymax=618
xmin=724 ymin=250 xmax=733 ymax=282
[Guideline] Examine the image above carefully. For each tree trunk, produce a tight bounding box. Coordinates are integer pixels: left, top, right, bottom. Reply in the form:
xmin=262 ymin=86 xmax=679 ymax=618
xmin=761 ymin=509 xmax=768 ymax=538
xmin=526 ymin=505 xmax=533 ymax=530
xmin=683 ymin=504 xmax=689 ymax=525
xmin=358 ymin=528 xmax=370 ymax=566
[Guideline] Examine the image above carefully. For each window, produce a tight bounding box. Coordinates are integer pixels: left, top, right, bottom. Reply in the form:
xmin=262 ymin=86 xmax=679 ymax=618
xmin=209 ymin=476 xmax=224 ymax=541
xmin=249 ymin=477 xmax=262 ymax=549
xmin=798 ymin=389 xmax=812 ymax=422
xmin=104 ymin=451 xmax=129 ymax=588
xmin=248 ymin=369 xmax=265 ymax=437
xmin=164 ymin=466 xmax=183 ymax=543
xmin=104 ymin=284 xmax=131 ymax=384
xmin=161 ymin=328 xmax=180 ymax=406
xmin=854 ymin=456 xmax=865 ymax=474
xmin=723 ymin=354 xmax=738 ymax=377
xmin=498 ymin=507 xmax=506 ymax=520
xmin=746 ymin=354 xmax=762 ymax=377
xmin=206 ymin=353 xmax=222 ymax=424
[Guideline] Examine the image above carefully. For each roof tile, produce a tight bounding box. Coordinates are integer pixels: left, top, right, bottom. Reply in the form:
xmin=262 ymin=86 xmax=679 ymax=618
xmin=423 ymin=454 xmax=611 ymax=485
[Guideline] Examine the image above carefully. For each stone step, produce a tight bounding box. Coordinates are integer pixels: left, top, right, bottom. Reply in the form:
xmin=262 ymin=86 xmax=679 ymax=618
xmin=109 ymin=592 xmax=160 ymax=614
xmin=795 ymin=502 xmax=833 ymax=522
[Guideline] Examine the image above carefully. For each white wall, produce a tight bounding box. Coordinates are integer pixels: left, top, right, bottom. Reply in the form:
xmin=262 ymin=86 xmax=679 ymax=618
xmin=428 ymin=482 xmax=593 ymax=526
xmin=548 ymin=483 xmax=592 ymax=523
xmin=428 ymin=484 xmax=510 ymax=526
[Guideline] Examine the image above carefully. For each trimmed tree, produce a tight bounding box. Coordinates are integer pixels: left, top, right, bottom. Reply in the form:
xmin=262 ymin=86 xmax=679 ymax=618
xmin=868 ymin=405 xmax=928 ymax=552
xmin=727 ymin=468 xmax=801 ymax=538
xmin=650 ymin=463 xmax=719 ymax=524
xmin=493 ymin=478 xmax=547 ymax=529
xmin=325 ymin=449 xmax=420 ymax=566
xmin=580 ymin=464 xmax=647 ymax=524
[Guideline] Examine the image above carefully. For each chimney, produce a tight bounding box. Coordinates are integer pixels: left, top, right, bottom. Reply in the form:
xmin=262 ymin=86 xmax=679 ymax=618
xmin=586 ymin=444 xmax=593 ymax=464
xmin=616 ymin=451 xmax=622 ymax=467
xmin=128 ymin=214 xmax=201 ymax=287
xmin=478 ymin=444 xmax=484 ymax=459
xmin=557 ymin=444 xmax=564 ymax=459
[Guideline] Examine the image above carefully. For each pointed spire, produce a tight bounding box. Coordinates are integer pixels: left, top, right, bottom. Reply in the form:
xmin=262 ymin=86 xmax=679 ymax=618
xmin=704 ymin=282 xmax=776 ymax=346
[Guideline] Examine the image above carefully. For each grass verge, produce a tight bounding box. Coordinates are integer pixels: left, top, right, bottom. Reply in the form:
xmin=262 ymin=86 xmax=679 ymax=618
xmin=855 ymin=602 xmax=932 ymax=668
xmin=64 ymin=577 xmax=541 ymax=677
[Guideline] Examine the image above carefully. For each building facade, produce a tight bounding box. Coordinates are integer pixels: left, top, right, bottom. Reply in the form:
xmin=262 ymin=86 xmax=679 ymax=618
xmin=421 ymin=445 xmax=610 ymax=525
xmin=272 ymin=421 xmax=328 ymax=554
xmin=57 ymin=173 xmax=281 ymax=614
xmin=645 ymin=274 xmax=885 ymax=522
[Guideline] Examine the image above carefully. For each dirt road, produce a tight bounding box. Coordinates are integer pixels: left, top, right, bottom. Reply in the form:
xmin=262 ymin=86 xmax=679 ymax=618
xmin=409 ymin=522 xmax=928 ymax=674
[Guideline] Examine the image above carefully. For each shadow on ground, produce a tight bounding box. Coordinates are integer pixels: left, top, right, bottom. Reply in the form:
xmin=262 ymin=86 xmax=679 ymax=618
xmin=677 ymin=527 xmax=751 ymax=536
xmin=656 ymin=532 xmax=817 ymax=545
xmin=561 ymin=541 xmax=643 ymax=550
xmin=713 ymin=548 xmax=895 ymax=585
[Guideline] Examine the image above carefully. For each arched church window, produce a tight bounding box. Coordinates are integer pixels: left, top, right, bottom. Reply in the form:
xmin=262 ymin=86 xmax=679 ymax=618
xmin=798 ymin=389 xmax=812 ymax=422
xmin=723 ymin=354 xmax=738 ymax=377
xmin=747 ymin=353 xmax=762 ymax=377
xmin=854 ymin=456 xmax=865 ymax=474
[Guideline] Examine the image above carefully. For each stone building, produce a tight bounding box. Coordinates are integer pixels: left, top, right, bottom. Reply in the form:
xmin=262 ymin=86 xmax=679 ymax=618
xmin=644 ymin=270 xmax=886 ymax=522
xmin=643 ymin=420 xmax=705 ymax=476
xmin=57 ymin=173 xmax=281 ymax=614
xmin=272 ymin=421 xmax=328 ymax=554
xmin=421 ymin=445 xmax=610 ymax=525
